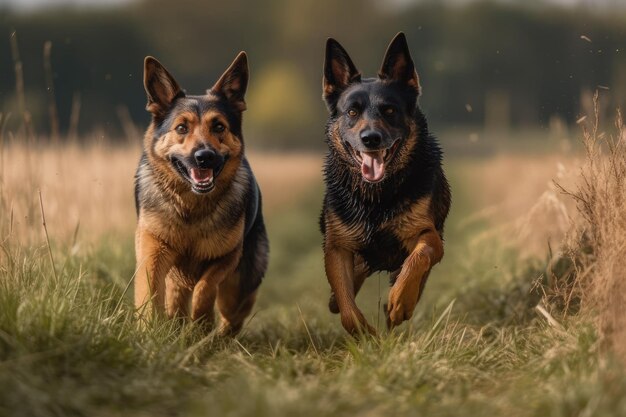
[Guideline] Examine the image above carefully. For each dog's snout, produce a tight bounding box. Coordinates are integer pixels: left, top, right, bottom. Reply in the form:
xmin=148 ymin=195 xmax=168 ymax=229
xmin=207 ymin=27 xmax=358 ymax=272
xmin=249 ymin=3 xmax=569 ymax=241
xmin=194 ymin=148 xmax=221 ymax=169
xmin=360 ymin=130 xmax=382 ymax=149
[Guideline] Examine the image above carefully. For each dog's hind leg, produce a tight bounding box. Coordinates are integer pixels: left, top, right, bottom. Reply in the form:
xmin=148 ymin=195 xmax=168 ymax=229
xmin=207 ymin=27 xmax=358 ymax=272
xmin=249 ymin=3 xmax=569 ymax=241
xmin=386 ymin=230 xmax=443 ymax=328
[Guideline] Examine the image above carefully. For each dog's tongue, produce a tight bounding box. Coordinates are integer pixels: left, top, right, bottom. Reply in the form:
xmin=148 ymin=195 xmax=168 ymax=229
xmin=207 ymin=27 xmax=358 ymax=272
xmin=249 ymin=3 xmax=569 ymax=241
xmin=361 ymin=151 xmax=385 ymax=182
xmin=190 ymin=168 xmax=213 ymax=184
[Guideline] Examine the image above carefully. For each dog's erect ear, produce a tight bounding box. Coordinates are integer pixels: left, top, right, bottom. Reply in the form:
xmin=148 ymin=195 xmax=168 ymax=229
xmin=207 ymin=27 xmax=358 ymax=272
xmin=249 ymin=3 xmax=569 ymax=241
xmin=378 ymin=32 xmax=420 ymax=94
xmin=210 ymin=51 xmax=248 ymax=112
xmin=323 ymin=38 xmax=361 ymax=111
xmin=144 ymin=56 xmax=184 ymax=118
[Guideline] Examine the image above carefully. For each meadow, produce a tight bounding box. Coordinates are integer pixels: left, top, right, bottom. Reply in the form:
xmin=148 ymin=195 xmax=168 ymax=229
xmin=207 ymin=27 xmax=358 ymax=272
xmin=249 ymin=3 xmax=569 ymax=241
xmin=1 ymin=115 xmax=626 ymax=416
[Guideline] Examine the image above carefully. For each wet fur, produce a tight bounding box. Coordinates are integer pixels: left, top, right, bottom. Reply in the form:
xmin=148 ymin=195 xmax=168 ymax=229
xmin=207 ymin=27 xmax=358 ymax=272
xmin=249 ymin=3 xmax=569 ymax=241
xmin=134 ymin=54 xmax=268 ymax=336
xmin=320 ymin=33 xmax=451 ymax=335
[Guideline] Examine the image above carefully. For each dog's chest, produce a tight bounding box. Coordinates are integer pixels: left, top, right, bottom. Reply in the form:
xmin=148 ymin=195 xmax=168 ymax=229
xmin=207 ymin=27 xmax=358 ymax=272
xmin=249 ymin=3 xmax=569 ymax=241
xmin=141 ymin=204 xmax=244 ymax=261
xmin=331 ymin=195 xmax=434 ymax=272
xmin=358 ymin=228 xmax=408 ymax=272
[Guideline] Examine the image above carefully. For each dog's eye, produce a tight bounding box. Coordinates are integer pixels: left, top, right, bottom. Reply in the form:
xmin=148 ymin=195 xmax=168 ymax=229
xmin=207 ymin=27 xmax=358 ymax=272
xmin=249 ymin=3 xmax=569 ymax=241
xmin=347 ymin=109 xmax=358 ymax=118
xmin=384 ymin=107 xmax=395 ymax=116
xmin=175 ymin=124 xmax=188 ymax=135
xmin=213 ymin=123 xmax=226 ymax=133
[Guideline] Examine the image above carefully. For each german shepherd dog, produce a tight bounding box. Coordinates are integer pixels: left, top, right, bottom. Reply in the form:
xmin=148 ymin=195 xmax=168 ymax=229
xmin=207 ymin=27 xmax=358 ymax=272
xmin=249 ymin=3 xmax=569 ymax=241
xmin=134 ymin=52 xmax=268 ymax=336
xmin=320 ymin=33 xmax=451 ymax=335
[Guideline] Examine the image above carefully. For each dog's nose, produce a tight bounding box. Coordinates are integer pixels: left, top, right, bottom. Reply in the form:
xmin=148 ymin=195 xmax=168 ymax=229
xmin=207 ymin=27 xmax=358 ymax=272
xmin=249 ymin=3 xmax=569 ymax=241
xmin=360 ymin=130 xmax=382 ymax=149
xmin=194 ymin=148 xmax=219 ymax=169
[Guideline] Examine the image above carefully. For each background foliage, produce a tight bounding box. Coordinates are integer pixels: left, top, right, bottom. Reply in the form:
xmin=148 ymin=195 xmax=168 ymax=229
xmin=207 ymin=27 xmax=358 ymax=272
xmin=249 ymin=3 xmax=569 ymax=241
xmin=0 ymin=0 xmax=625 ymax=146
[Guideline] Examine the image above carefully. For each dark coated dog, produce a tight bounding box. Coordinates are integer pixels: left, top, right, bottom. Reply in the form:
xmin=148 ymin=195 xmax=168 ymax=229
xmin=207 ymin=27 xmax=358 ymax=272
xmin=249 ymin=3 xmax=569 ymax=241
xmin=134 ymin=52 xmax=268 ymax=336
xmin=320 ymin=33 xmax=451 ymax=335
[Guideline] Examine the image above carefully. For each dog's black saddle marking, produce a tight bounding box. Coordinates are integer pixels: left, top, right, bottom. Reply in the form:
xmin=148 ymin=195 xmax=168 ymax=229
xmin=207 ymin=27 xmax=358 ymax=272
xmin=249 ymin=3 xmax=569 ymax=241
xmin=243 ymin=159 xmax=260 ymax=238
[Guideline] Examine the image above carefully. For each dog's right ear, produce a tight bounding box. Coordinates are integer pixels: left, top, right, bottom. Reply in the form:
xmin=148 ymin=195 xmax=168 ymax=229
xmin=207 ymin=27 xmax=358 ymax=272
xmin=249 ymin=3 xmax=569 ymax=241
xmin=323 ymin=38 xmax=361 ymax=112
xmin=143 ymin=56 xmax=184 ymax=118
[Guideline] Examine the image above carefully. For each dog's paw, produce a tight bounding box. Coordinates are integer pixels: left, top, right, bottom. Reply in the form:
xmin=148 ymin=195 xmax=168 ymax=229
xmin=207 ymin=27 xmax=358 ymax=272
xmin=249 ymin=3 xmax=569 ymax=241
xmin=386 ymin=287 xmax=417 ymax=329
xmin=328 ymin=293 xmax=340 ymax=314
xmin=386 ymin=301 xmax=412 ymax=328
xmin=217 ymin=321 xmax=242 ymax=337
xmin=340 ymin=311 xmax=377 ymax=336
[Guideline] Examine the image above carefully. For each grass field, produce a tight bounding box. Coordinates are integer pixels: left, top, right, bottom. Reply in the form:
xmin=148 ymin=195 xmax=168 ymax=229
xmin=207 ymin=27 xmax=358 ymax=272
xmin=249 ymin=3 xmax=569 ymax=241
xmin=1 ymin=137 xmax=626 ymax=417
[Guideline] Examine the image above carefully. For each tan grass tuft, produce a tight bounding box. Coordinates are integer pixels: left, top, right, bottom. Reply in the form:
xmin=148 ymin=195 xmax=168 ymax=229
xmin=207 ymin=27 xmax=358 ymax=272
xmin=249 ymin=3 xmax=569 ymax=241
xmin=559 ymin=92 xmax=626 ymax=361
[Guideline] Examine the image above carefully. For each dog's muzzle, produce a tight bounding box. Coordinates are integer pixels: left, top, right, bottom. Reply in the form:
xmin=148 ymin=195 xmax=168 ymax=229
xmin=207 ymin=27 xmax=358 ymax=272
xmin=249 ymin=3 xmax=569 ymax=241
xmin=171 ymin=150 xmax=228 ymax=194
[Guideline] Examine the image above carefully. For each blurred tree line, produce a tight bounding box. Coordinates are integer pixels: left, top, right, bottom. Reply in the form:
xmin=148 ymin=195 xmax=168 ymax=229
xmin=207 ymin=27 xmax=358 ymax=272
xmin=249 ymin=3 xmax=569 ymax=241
xmin=0 ymin=0 xmax=625 ymax=148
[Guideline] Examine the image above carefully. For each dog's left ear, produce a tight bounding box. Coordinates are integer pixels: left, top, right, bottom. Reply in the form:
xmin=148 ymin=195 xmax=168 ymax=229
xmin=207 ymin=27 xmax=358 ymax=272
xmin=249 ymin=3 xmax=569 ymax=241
xmin=378 ymin=32 xmax=420 ymax=95
xmin=210 ymin=51 xmax=248 ymax=112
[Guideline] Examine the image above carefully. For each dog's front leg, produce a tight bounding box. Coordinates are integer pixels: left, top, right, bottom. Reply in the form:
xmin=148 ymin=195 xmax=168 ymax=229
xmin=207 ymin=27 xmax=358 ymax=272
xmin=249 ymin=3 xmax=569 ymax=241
xmin=191 ymin=247 xmax=242 ymax=331
xmin=134 ymin=228 xmax=175 ymax=318
xmin=328 ymin=256 xmax=370 ymax=314
xmin=325 ymin=244 xmax=376 ymax=335
xmin=387 ymin=229 xmax=443 ymax=328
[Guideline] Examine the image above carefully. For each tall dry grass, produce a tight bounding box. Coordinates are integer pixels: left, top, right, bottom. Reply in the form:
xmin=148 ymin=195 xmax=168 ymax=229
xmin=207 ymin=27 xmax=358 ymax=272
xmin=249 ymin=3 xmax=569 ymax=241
xmin=463 ymin=95 xmax=626 ymax=361
xmin=559 ymin=93 xmax=626 ymax=360
xmin=0 ymin=138 xmax=322 ymax=246
xmin=0 ymin=142 xmax=138 ymax=244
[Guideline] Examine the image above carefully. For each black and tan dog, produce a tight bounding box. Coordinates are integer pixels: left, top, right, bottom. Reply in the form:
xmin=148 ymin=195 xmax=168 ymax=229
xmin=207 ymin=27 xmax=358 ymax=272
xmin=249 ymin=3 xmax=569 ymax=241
xmin=134 ymin=52 xmax=268 ymax=336
xmin=320 ymin=33 xmax=451 ymax=335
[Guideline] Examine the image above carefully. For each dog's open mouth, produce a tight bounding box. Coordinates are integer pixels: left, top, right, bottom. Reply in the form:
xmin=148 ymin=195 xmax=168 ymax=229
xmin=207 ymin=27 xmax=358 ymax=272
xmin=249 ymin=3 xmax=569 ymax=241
xmin=349 ymin=140 xmax=400 ymax=183
xmin=172 ymin=157 xmax=215 ymax=194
